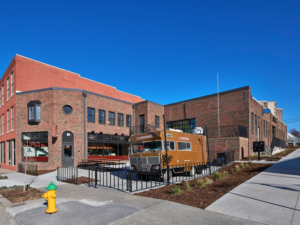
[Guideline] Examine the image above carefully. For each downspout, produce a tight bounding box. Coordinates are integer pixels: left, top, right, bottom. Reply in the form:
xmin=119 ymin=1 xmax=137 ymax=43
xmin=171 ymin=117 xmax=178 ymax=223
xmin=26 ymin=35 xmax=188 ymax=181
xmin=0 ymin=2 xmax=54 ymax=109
xmin=83 ymin=93 xmax=87 ymax=159
xmin=131 ymin=105 xmax=135 ymax=154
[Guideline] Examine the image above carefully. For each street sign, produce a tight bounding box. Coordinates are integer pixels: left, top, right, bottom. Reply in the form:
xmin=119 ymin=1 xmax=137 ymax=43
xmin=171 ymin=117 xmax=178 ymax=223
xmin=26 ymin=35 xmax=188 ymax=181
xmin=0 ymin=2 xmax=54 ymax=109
xmin=264 ymin=108 xmax=270 ymax=114
xmin=253 ymin=141 xmax=265 ymax=152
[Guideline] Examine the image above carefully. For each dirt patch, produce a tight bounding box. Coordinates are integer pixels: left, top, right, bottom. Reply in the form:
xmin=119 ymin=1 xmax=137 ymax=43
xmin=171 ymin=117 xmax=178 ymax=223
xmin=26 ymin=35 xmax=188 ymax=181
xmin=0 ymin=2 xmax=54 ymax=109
xmin=135 ymin=163 xmax=271 ymax=209
xmin=60 ymin=176 xmax=95 ymax=185
xmin=0 ymin=186 xmax=44 ymax=203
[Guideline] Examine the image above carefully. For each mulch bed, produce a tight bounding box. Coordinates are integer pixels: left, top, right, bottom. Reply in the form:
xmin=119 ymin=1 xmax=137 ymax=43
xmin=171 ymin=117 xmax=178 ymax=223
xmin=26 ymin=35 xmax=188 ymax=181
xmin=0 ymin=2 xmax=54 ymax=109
xmin=0 ymin=186 xmax=44 ymax=203
xmin=135 ymin=163 xmax=272 ymax=209
xmin=273 ymin=148 xmax=297 ymax=157
xmin=241 ymin=156 xmax=281 ymax=161
xmin=61 ymin=176 xmax=95 ymax=185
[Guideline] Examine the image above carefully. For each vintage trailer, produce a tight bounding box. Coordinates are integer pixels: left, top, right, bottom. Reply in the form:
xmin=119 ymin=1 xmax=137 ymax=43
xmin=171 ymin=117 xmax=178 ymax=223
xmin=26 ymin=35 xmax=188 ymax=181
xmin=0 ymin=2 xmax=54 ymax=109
xmin=129 ymin=130 xmax=207 ymax=180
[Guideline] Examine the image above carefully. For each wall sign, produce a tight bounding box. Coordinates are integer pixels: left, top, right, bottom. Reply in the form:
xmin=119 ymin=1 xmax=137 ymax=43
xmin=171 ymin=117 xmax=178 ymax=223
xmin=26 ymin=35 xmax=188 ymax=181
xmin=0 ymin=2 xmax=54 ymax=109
xmin=167 ymin=134 xmax=172 ymax=138
xmin=136 ymin=135 xmax=152 ymax=140
xmin=179 ymin=137 xmax=189 ymax=140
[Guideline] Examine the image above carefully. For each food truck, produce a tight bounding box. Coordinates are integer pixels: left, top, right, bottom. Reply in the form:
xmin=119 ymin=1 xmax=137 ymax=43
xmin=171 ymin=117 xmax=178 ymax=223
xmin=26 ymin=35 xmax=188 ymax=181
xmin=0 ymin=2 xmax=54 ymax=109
xmin=129 ymin=129 xmax=207 ymax=180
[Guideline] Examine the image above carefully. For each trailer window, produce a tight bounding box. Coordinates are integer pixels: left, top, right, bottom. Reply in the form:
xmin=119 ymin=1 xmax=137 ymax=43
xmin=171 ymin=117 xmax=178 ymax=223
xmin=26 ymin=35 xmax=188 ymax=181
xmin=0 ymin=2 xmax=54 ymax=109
xmin=132 ymin=141 xmax=162 ymax=153
xmin=163 ymin=141 xmax=175 ymax=150
xmin=177 ymin=142 xmax=191 ymax=151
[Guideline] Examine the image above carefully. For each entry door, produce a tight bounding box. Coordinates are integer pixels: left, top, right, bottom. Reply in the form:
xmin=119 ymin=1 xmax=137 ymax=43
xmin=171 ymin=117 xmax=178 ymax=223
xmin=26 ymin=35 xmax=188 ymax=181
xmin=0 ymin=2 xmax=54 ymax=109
xmin=62 ymin=144 xmax=74 ymax=167
xmin=62 ymin=131 xmax=74 ymax=167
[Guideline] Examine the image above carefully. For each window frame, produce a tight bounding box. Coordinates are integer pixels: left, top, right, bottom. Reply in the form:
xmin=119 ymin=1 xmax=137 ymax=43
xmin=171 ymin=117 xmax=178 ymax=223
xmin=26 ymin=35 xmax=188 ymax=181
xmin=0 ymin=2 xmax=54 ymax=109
xmin=6 ymin=110 xmax=9 ymax=133
xmin=87 ymin=107 xmax=95 ymax=123
xmin=1 ymin=85 xmax=4 ymax=106
xmin=126 ymin=115 xmax=131 ymax=127
xmin=163 ymin=141 xmax=175 ymax=151
xmin=1 ymin=114 xmax=4 ymax=135
xmin=6 ymin=78 xmax=9 ymax=101
xmin=118 ymin=113 xmax=124 ymax=126
xmin=27 ymin=101 xmax=41 ymax=123
xmin=155 ymin=116 xmax=159 ymax=128
xmin=177 ymin=141 xmax=192 ymax=151
xmin=11 ymin=106 xmax=14 ymax=131
xmin=109 ymin=112 xmax=115 ymax=125
xmin=10 ymin=72 xmax=14 ymax=97
xmin=98 ymin=110 xmax=105 ymax=124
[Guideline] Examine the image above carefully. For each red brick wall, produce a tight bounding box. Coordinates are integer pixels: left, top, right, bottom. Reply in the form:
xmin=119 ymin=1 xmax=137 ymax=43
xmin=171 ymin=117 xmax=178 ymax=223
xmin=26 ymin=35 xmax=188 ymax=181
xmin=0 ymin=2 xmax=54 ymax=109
xmin=14 ymin=55 xmax=143 ymax=103
xmin=165 ymin=88 xmax=250 ymax=129
xmin=0 ymin=57 xmax=17 ymax=170
xmin=16 ymin=89 xmax=134 ymax=170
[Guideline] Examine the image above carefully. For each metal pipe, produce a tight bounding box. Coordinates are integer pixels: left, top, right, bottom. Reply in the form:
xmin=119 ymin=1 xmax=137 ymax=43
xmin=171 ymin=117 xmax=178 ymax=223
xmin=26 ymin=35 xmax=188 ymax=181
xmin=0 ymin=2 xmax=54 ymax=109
xmin=83 ymin=93 xmax=87 ymax=159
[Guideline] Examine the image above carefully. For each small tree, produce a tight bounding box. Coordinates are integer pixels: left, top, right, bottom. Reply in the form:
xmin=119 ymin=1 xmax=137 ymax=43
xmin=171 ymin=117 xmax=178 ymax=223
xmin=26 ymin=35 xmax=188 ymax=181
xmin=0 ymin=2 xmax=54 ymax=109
xmin=22 ymin=133 xmax=35 ymax=192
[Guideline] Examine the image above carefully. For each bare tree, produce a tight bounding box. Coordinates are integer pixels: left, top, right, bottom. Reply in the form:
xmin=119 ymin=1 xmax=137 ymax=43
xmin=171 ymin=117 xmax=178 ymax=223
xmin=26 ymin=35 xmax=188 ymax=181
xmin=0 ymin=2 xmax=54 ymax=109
xmin=22 ymin=133 xmax=35 ymax=192
xmin=289 ymin=129 xmax=300 ymax=137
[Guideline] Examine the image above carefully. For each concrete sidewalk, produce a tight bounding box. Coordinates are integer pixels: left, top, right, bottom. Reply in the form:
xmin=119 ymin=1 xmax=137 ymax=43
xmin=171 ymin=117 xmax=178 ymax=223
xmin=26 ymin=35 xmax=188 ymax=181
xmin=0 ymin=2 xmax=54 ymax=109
xmin=9 ymin=183 xmax=262 ymax=225
xmin=0 ymin=170 xmax=66 ymax=189
xmin=207 ymin=148 xmax=300 ymax=225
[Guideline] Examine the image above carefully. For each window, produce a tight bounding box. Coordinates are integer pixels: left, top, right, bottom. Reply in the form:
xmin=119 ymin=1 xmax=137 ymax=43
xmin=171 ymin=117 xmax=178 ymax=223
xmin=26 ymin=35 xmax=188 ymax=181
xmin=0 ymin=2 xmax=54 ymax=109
xmin=1 ymin=85 xmax=4 ymax=106
xmin=63 ymin=105 xmax=73 ymax=114
xmin=126 ymin=115 xmax=131 ymax=127
xmin=0 ymin=142 xmax=5 ymax=164
xmin=109 ymin=112 xmax=115 ymax=125
xmin=167 ymin=119 xmax=196 ymax=133
xmin=255 ymin=115 xmax=257 ymax=134
xmin=22 ymin=132 xmax=48 ymax=162
xmin=1 ymin=114 xmax=3 ymax=135
xmin=251 ymin=113 xmax=254 ymax=134
xmin=11 ymin=107 xmax=14 ymax=131
xmin=177 ymin=142 xmax=191 ymax=151
xmin=6 ymin=110 xmax=9 ymax=132
xmin=118 ymin=113 xmax=124 ymax=126
xmin=163 ymin=141 xmax=175 ymax=150
xmin=11 ymin=72 xmax=13 ymax=96
xmin=6 ymin=78 xmax=9 ymax=101
xmin=87 ymin=108 xmax=95 ymax=122
xmin=7 ymin=140 xmax=15 ymax=166
xmin=99 ymin=110 xmax=105 ymax=124
xmin=0 ymin=115 xmax=1 ymax=135
xmin=28 ymin=101 xmax=41 ymax=123
xmin=155 ymin=116 xmax=159 ymax=128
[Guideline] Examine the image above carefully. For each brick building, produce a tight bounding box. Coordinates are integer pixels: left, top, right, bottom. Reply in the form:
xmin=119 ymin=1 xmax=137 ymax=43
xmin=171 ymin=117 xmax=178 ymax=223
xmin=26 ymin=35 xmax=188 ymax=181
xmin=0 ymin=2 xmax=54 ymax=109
xmin=0 ymin=55 xmax=287 ymax=171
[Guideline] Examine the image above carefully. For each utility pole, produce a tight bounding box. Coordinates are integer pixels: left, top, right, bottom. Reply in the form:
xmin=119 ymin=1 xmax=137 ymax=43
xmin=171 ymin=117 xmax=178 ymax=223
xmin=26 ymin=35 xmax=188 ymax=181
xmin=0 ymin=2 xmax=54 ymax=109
xmin=83 ymin=93 xmax=87 ymax=159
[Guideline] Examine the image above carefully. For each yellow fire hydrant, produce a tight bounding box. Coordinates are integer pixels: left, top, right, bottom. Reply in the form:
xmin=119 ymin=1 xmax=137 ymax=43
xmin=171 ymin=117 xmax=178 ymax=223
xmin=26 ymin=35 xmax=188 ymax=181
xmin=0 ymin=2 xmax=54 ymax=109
xmin=42 ymin=181 xmax=58 ymax=214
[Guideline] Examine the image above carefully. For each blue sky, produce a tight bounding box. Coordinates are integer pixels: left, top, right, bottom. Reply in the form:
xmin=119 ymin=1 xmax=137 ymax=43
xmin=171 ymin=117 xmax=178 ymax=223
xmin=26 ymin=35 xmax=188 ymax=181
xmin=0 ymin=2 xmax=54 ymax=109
xmin=0 ymin=1 xmax=299 ymax=130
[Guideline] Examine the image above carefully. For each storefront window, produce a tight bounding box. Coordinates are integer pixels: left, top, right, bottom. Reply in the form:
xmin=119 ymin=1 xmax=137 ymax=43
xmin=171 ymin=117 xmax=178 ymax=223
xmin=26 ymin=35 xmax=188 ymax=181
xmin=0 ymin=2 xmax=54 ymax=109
xmin=88 ymin=143 xmax=103 ymax=157
xmin=103 ymin=143 xmax=118 ymax=156
xmin=22 ymin=132 xmax=48 ymax=162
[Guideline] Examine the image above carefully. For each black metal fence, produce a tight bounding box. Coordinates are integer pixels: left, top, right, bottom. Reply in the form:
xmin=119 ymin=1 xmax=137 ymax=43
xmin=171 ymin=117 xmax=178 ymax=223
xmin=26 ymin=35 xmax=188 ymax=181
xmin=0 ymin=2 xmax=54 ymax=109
xmin=18 ymin=163 xmax=38 ymax=176
xmin=57 ymin=167 xmax=78 ymax=184
xmin=57 ymin=151 xmax=234 ymax=193
xmin=271 ymin=137 xmax=286 ymax=149
xmin=130 ymin=124 xmax=160 ymax=135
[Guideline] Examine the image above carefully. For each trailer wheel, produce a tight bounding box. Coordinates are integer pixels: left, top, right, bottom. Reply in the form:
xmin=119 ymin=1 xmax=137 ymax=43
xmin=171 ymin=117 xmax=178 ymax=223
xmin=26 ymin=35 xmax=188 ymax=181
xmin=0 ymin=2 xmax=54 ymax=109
xmin=189 ymin=166 xmax=195 ymax=176
xmin=162 ymin=170 xmax=173 ymax=182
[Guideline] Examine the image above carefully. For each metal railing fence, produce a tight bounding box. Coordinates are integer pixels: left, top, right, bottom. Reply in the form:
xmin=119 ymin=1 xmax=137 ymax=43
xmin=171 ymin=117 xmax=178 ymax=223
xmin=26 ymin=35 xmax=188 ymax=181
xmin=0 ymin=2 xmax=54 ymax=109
xmin=57 ymin=167 xmax=78 ymax=184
